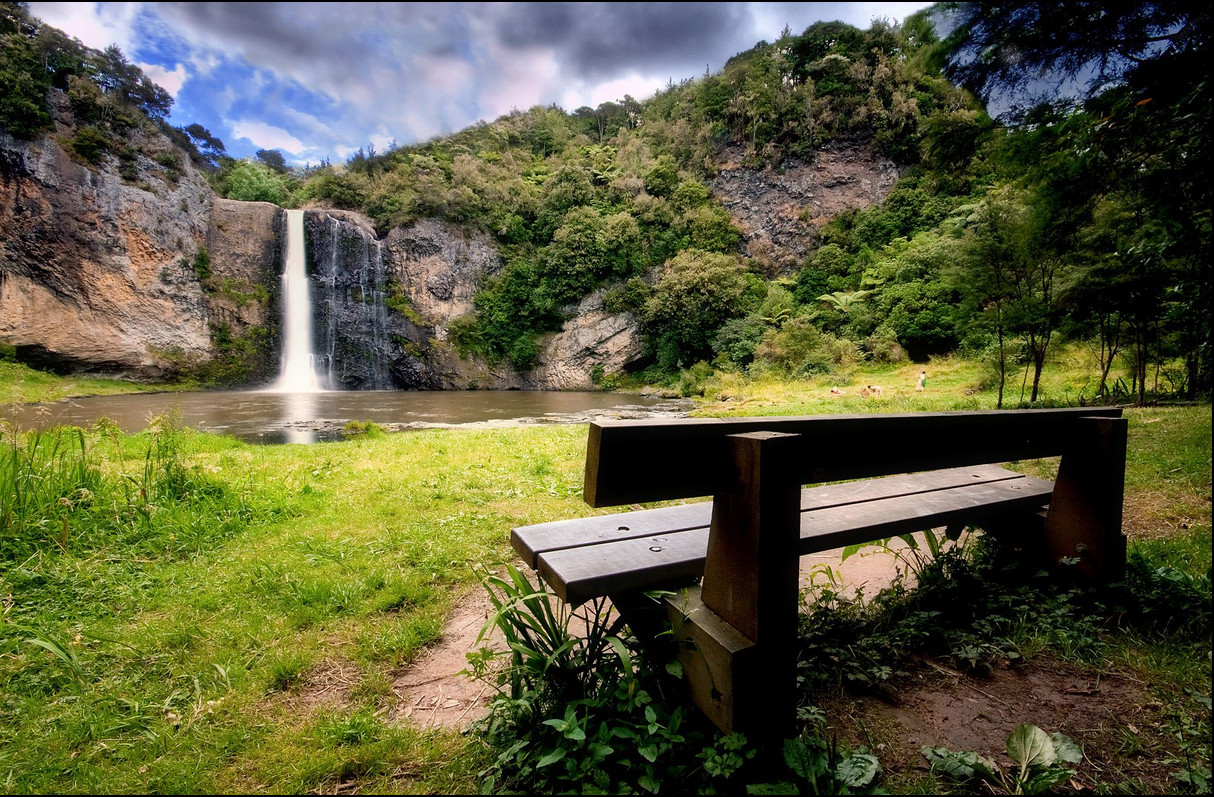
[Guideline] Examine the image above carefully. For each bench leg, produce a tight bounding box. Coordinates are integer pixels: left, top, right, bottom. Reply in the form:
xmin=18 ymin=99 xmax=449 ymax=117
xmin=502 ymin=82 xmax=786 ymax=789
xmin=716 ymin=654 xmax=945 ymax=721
xmin=1043 ymin=416 xmax=1128 ymax=583
xmin=668 ymin=431 xmax=802 ymax=743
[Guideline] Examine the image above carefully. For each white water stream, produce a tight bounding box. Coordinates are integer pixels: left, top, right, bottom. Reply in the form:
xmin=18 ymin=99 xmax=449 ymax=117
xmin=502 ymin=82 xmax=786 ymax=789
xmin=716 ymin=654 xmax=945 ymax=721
xmin=269 ymin=209 xmax=325 ymax=393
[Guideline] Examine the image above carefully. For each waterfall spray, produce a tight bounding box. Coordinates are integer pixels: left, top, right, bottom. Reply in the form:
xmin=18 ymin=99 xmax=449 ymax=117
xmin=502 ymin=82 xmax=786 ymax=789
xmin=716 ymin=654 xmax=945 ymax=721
xmin=269 ymin=209 xmax=324 ymax=392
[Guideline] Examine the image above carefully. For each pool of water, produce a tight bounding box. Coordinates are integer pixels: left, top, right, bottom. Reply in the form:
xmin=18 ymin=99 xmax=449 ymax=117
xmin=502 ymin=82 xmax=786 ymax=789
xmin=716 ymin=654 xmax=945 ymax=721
xmin=1 ymin=389 xmax=692 ymax=444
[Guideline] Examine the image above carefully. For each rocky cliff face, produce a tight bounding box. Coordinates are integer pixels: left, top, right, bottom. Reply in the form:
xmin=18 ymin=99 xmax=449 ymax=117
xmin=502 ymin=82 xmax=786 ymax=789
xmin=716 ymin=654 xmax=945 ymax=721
xmin=304 ymin=210 xmax=644 ymax=390
xmin=0 ymin=96 xmax=281 ymax=382
xmin=204 ymin=198 xmax=284 ymax=384
xmin=711 ymin=142 xmax=902 ymax=274
xmin=1 ymin=99 xmax=896 ymax=389
xmin=0 ymin=129 xmax=214 ymax=377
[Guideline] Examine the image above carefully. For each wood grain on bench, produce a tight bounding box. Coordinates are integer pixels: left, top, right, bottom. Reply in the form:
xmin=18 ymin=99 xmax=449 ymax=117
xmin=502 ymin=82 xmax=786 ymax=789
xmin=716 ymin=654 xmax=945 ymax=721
xmin=585 ymin=407 xmax=1121 ymax=507
xmin=514 ymin=464 xmax=1053 ymax=604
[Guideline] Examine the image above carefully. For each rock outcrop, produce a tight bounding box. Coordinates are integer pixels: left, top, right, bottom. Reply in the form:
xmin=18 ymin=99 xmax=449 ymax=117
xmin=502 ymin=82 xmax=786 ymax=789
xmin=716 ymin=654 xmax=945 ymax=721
xmin=204 ymin=198 xmax=284 ymax=384
xmin=0 ymin=96 xmax=280 ymax=381
xmin=711 ymin=142 xmax=902 ymax=273
xmin=0 ymin=129 xmax=212 ymax=377
xmin=304 ymin=210 xmax=643 ymax=390
xmin=528 ymin=290 xmax=645 ymax=390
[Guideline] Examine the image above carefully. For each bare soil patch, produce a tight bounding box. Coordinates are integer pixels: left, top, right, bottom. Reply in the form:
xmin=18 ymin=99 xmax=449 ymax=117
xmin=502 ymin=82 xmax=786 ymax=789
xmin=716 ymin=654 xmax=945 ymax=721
xmin=389 ymin=589 xmax=503 ymax=730
xmin=278 ymin=656 xmax=361 ymax=716
xmin=820 ymin=655 xmax=1177 ymax=793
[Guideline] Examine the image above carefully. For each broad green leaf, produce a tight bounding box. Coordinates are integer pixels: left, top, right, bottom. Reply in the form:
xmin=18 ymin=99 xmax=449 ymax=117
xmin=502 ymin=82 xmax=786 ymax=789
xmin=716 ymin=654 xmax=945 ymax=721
xmin=638 ymin=743 xmax=659 ymax=762
xmin=637 ymin=772 xmax=660 ymax=793
xmin=1023 ymin=767 xmax=1074 ymax=795
xmin=836 ymin=753 xmax=881 ymax=788
xmin=607 ymin=635 xmax=633 ymax=673
xmin=785 ymin=737 xmax=830 ymax=780
xmin=536 ymin=748 xmax=566 ymax=768
xmin=665 ymin=660 xmax=684 ymax=678
xmin=921 ymin=746 xmax=998 ymax=782
xmin=1049 ymin=732 xmax=1083 ymax=764
xmin=841 ymin=539 xmax=888 ymax=562
xmin=1007 ymin=723 xmax=1056 ymax=768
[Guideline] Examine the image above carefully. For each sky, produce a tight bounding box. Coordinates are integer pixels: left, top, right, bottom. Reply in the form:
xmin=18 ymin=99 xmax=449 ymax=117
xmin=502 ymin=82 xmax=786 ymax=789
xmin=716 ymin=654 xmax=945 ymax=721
xmin=28 ymin=2 xmax=934 ymax=166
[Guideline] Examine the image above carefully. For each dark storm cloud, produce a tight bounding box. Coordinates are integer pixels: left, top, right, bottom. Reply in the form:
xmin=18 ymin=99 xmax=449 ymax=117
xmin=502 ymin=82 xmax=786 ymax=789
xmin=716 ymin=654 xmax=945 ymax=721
xmin=28 ymin=1 xmax=932 ymax=160
xmin=486 ymin=2 xmax=753 ymax=79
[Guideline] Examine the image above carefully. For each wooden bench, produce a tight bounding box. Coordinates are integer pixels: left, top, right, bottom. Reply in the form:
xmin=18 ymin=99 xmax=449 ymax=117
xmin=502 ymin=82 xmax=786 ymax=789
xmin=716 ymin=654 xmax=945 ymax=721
xmin=510 ymin=408 xmax=1127 ymax=743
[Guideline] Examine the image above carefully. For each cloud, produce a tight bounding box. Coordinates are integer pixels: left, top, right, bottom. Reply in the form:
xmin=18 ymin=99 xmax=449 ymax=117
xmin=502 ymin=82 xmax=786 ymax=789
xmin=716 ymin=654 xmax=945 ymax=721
xmin=27 ymin=1 xmax=140 ymax=54
xmin=226 ymin=120 xmax=306 ymax=154
xmin=29 ymin=2 xmax=934 ymax=162
xmin=138 ymin=62 xmax=188 ymax=97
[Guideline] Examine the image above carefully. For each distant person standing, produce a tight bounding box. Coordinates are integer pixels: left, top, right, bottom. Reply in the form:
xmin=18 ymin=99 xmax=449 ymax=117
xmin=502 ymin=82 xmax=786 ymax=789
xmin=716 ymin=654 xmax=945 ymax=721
xmin=917 ymin=371 xmax=927 ymax=391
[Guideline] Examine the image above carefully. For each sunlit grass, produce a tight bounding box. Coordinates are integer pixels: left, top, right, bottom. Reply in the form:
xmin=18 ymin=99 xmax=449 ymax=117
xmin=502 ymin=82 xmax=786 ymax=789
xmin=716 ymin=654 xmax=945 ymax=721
xmin=0 ymin=360 xmax=195 ymax=406
xmin=0 ymin=350 xmax=1208 ymax=793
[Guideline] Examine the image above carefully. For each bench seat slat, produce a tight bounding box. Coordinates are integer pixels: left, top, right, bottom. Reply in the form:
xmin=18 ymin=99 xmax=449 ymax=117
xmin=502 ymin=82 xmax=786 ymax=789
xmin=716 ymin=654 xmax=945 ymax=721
xmin=534 ymin=473 xmax=1054 ymax=604
xmin=512 ymin=464 xmax=1027 ymax=569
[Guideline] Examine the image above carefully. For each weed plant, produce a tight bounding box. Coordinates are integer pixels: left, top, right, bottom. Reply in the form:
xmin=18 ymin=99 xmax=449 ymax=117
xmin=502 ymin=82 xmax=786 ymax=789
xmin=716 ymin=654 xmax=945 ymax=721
xmin=796 ymin=531 xmax=1211 ymax=695
xmin=467 ymin=566 xmax=887 ymax=795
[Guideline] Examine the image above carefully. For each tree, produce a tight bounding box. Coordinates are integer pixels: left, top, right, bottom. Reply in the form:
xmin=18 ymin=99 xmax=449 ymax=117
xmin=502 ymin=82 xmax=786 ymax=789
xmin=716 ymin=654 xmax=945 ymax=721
xmin=939 ymin=1 xmax=1209 ymax=117
xmin=955 ymin=190 xmax=1029 ymax=408
xmin=642 ymin=250 xmax=750 ymax=369
xmin=91 ymin=44 xmax=172 ymax=120
xmin=223 ymin=160 xmax=288 ymax=204
xmin=182 ymin=123 xmax=227 ymax=169
xmin=255 ymin=148 xmax=288 ymax=173
xmin=943 ymin=2 xmax=1211 ymax=399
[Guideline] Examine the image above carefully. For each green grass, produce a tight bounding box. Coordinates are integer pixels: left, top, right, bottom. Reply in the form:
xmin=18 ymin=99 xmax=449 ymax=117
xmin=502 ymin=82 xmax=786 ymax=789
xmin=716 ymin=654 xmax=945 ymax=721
xmin=0 ymin=417 xmax=597 ymax=793
xmin=0 ymin=351 xmax=1208 ymax=794
xmin=0 ymin=360 xmax=194 ymax=405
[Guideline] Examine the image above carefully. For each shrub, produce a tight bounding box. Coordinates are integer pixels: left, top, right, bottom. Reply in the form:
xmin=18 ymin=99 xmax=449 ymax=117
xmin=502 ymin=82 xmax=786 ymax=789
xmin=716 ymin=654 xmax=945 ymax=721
xmin=224 ymin=159 xmax=289 ymax=205
xmin=755 ymin=318 xmax=856 ymax=375
xmin=643 ymin=249 xmax=749 ymax=369
xmin=67 ymin=126 xmax=110 ymax=165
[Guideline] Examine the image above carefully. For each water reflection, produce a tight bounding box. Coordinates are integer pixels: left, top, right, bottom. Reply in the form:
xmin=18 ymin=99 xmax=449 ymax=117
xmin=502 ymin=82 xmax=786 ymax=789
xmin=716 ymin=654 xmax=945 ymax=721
xmin=1 ymin=390 xmax=691 ymax=444
xmin=280 ymin=391 xmax=320 ymax=445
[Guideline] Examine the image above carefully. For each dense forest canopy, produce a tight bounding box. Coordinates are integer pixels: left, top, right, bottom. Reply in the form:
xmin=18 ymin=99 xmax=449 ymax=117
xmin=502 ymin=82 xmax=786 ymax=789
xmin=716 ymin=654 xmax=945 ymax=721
xmin=1 ymin=1 xmax=1209 ymax=402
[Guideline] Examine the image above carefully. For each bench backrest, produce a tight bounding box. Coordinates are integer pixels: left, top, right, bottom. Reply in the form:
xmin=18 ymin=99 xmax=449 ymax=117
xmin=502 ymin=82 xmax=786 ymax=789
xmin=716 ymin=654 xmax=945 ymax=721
xmin=584 ymin=407 xmax=1123 ymax=507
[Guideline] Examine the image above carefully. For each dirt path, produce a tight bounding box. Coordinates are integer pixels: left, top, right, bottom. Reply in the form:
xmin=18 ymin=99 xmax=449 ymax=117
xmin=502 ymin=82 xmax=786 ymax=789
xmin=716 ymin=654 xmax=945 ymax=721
xmin=390 ymin=539 xmax=918 ymax=732
xmin=387 ymin=535 xmax=1174 ymax=793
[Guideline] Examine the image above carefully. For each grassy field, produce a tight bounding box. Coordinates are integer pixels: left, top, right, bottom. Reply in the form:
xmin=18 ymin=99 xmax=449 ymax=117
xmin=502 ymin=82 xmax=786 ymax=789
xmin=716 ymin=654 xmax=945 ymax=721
xmin=0 ymin=360 xmax=194 ymax=406
xmin=1 ymin=353 xmax=1209 ymax=793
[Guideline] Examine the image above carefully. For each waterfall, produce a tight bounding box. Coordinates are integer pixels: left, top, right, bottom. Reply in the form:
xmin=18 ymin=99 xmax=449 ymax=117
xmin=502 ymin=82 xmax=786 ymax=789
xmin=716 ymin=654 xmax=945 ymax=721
xmin=269 ymin=209 xmax=325 ymax=393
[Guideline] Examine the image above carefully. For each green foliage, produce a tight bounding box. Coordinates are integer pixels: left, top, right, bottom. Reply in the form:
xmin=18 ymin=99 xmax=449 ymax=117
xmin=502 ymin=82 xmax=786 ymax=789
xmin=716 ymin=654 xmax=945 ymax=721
xmin=223 ymin=159 xmax=290 ymax=205
xmin=0 ymin=21 xmax=53 ymax=137
xmin=467 ymin=566 xmax=704 ymax=794
xmin=66 ymin=126 xmax=109 ymax=165
xmin=0 ymin=414 xmax=263 ymax=568
xmin=923 ymin=723 xmax=1083 ymax=795
xmin=383 ymin=281 xmax=421 ymax=324
xmin=642 ymin=249 xmax=750 ymax=369
xmin=468 ymin=565 xmax=889 ymax=795
xmin=745 ymin=735 xmax=883 ymax=795
xmin=192 ymin=246 xmax=211 ymax=283
xmin=341 ymin=420 xmax=385 ymax=439
xmin=713 ymin=314 xmax=768 ymax=370
xmin=296 ymin=169 xmax=366 ymax=210
xmin=642 ymin=154 xmax=679 ymax=197
xmin=193 ymin=323 xmax=270 ymax=387
xmin=2 ymin=6 xmax=173 ymax=140
xmin=754 ymin=317 xmax=857 ymax=376
xmin=601 ymin=277 xmax=651 ymax=316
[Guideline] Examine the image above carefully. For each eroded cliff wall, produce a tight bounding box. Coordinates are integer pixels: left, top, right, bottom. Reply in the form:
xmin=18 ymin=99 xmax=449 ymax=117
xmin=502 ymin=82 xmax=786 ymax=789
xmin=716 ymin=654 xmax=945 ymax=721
xmin=1 ymin=103 xmax=899 ymax=390
xmin=0 ymin=101 xmax=282 ymax=382
xmin=303 ymin=210 xmax=645 ymax=390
